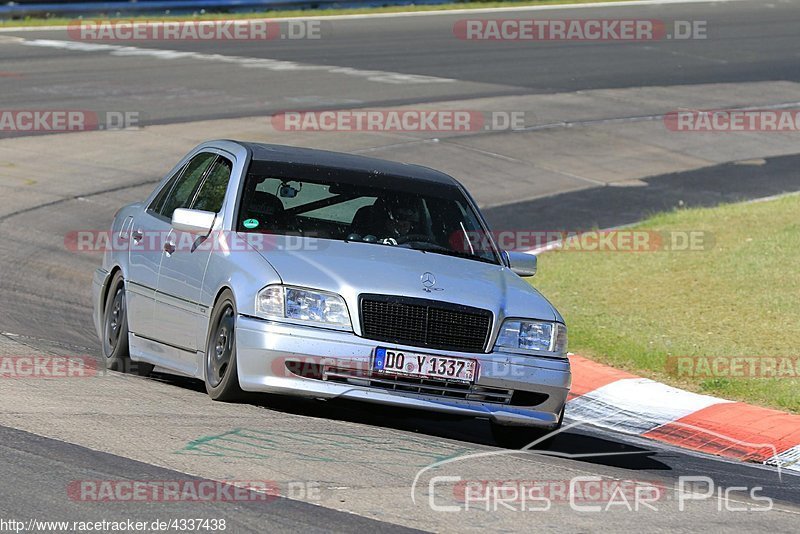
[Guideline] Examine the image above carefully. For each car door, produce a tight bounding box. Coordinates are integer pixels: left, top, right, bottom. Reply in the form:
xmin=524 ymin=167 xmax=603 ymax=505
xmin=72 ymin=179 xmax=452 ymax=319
xmin=152 ymin=154 xmax=233 ymax=372
xmin=125 ymin=162 xmax=185 ymax=339
xmin=127 ymin=152 xmax=216 ymax=342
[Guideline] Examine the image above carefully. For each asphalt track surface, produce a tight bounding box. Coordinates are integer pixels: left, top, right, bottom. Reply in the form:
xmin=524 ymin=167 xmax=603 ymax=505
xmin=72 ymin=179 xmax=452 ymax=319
xmin=0 ymin=425 xmax=420 ymax=534
xmin=2 ymin=0 xmax=800 ymax=532
xmin=1 ymin=0 xmax=799 ymax=127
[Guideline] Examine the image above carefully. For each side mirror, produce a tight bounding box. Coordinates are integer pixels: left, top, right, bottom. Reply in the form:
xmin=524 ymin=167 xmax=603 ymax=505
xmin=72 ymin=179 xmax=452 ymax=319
xmin=171 ymin=208 xmax=216 ymax=235
xmin=504 ymin=250 xmax=537 ymax=277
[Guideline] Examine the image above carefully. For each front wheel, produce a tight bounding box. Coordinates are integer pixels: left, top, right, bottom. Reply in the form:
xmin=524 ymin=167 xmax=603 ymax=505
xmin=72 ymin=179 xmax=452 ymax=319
xmin=490 ymin=407 xmax=564 ymax=449
xmin=205 ymin=290 xmax=243 ymax=401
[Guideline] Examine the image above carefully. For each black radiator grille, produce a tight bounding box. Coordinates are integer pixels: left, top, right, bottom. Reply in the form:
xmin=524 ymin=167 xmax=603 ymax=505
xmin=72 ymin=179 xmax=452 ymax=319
xmin=359 ymin=295 xmax=492 ymax=353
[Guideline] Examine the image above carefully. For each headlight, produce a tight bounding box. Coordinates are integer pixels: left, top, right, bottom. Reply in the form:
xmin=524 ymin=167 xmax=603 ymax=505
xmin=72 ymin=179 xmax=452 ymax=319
xmin=494 ymin=319 xmax=567 ymax=356
xmin=255 ymin=285 xmax=352 ymax=330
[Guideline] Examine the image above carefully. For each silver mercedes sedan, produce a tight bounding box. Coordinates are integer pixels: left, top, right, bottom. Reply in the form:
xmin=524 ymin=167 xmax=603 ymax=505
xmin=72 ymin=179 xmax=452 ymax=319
xmin=92 ymin=140 xmax=570 ymax=447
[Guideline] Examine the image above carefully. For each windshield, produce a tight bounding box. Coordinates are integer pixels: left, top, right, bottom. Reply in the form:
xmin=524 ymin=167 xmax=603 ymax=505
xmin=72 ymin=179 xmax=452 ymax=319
xmin=236 ymin=168 xmax=499 ymax=264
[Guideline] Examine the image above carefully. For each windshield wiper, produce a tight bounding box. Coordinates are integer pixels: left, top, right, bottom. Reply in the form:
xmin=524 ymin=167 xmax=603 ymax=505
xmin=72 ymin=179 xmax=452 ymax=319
xmin=404 ymin=242 xmax=498 ymax=265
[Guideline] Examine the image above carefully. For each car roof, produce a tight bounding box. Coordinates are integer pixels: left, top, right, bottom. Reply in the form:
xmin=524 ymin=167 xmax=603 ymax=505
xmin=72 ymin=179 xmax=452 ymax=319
xmin=231 ymin=141 xmax=461 ymax=187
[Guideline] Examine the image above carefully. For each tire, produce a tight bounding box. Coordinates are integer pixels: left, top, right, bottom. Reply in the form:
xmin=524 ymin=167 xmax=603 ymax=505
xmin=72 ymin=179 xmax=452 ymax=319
xmin=102 ymin=271 xmax=131 ymax=372
xmin=204 ymin=289 xmax=243 ymax=401
xmin=102 ymin=271 xmax=155 ymax=376
xmin=490 ymin=407 xmax=564 ymax=450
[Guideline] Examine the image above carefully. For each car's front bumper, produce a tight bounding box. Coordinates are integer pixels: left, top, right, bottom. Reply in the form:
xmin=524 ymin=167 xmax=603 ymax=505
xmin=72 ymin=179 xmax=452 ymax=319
xmin=235 ymin=315 xmax=571 ymax=428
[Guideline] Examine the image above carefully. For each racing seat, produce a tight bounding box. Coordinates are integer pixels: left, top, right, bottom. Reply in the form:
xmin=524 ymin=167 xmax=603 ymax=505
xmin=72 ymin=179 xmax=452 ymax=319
xmin=350 ymin=200 xmax=389 ymax=238
xmin=245 ymin=191 xmax=285 ymax=231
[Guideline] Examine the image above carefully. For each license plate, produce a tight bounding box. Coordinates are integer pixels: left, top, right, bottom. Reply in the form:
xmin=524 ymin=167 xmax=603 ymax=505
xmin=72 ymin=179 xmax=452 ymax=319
xmin=373 ymin=348 xmax=477 ymax=383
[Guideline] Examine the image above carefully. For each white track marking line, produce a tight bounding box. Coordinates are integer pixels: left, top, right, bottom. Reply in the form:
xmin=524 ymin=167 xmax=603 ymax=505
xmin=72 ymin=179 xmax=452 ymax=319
xmin=567 ymin=377 xmax=731 ymax=435
xmin=19 ymin=38 xmax=456 ymax=85
xmin=765 ymin=445 xmax=800 ymax=473
xmin=0 ymin=0 xmax=745 ymax=32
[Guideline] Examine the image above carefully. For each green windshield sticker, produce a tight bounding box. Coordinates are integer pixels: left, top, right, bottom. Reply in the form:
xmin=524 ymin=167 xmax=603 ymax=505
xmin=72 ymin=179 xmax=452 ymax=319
xmin=243 ymin=218 xmax=259 ymax=229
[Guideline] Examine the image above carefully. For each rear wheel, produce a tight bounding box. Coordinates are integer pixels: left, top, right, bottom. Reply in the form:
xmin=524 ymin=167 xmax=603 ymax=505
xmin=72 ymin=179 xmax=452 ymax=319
xmin=102 ymin=271 xmax=130 ymax=372
xmin=102 ymin=271 xmax=155 ymax=376
xmin=205 ymin=290 xmax=243 ymax=401
xmin=490 ymin=407 xmax=564 ymax=449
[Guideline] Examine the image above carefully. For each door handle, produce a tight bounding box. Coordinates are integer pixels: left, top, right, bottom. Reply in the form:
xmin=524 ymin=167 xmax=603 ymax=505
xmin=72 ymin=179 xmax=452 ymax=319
xmin=132 ymin=229 xmax=143 ymax=242
xmin=119 ymin=216 xmax=134 ymax=239
xmin=164 ymin=241 xmax=176 ymax=255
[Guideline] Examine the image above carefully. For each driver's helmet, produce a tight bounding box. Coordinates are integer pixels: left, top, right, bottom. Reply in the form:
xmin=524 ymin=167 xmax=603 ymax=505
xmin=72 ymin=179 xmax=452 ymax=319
xmin=384 ymin=196 xmax=422 ymax=238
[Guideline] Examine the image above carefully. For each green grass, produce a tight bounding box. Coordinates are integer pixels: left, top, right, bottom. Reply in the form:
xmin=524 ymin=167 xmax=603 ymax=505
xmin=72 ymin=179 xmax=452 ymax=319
xmin=532 ymin=194 xmax=800 ymax=413
xmin=1 ymin=0 xmax=634 ymax=27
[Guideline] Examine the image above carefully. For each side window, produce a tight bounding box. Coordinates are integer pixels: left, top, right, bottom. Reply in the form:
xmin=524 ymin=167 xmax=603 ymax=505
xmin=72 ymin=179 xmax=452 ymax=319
xmin=148 ymin=163 xmax=186 ymax=215
xmin=192 ymin=157 xmax=233 ymax=213
xmin=158 ymin=152 xmax=216 ymax=220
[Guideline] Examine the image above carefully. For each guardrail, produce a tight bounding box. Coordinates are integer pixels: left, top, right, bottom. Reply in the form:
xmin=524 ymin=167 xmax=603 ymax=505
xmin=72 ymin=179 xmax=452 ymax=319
xmin=0 ymin=0 xmax=443 ymax=18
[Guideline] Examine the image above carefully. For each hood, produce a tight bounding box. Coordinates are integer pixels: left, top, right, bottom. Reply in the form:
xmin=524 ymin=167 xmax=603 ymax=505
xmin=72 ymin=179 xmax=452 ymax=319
xmin=248 ymin=236 xmax=559 ymax=330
